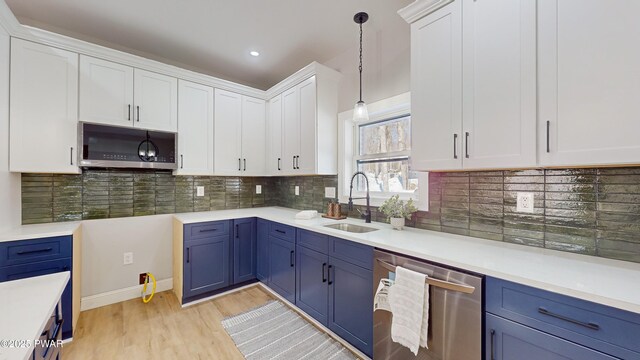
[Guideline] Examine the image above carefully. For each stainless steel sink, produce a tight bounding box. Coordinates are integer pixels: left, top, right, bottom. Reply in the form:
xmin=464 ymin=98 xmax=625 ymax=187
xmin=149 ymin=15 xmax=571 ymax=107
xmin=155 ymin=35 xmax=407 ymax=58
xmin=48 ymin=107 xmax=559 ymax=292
xmin=323 ymin=223 xmax=378 ymax=233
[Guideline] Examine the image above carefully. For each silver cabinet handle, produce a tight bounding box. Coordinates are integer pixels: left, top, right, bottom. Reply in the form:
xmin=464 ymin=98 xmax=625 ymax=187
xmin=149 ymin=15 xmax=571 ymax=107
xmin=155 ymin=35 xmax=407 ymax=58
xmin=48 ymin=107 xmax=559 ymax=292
xmin=243 ymin=158 xmax=246 ymax=171
xmin=238 ymin=158 xmax=241 ymax=171
xmin=292 ymin=156 xmax=295 ymax=169
xmin=465 ymin=132 xmax=470 ymax=159
xmin=453 ymin=133 xmax=458 ymax=159
xmin=278 ymin=158 xmax=281 ymax=171
xmin=70 ymin=147 xmax=74 ymax=165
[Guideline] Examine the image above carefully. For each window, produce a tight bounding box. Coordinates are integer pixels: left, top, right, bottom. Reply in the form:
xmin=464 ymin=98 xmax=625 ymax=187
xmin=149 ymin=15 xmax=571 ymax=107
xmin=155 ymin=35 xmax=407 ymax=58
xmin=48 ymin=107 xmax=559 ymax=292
xmin=338 ymin=92 xmax=428 ymax=210
xmin=355 ymin=115 xmax=418 ymax=193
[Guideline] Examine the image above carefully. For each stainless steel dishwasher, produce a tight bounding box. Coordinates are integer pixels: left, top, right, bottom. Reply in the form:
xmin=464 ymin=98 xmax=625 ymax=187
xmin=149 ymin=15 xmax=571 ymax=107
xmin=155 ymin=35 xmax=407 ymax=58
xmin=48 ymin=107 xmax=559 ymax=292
xmin=373 ymin=249 xmax=483 ymax=360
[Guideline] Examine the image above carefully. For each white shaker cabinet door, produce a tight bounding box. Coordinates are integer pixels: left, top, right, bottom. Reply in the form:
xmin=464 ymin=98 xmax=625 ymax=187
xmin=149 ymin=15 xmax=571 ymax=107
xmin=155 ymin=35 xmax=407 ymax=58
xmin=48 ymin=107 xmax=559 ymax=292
xmin=461 ymin=0 xmax=537 ymax=169
xmin=133 ymin=69 xmax=178 ymax=132
xmin=282 ymin=86 xmax=300 ymax=175
xmin=10 ymin=38 xmax=80 ymax=174
xmin=241 ymin=96 xmax=266 ymax=176
xmin=410 ymin=1 xmax=463 ymax=171
xmin=176 ymin=80 xmax=213 ymax=175
xmin=79 ymin=55 xmax=134 ymax=127
xmin=297 ymin=76 xmax=317 ymax=174
xmin=214 ymin=88 xmax=242 ymax=175
xmin=267 ymin=95 xmax=283 ymax=175
xmin=538 ymin=0 xmax=640 ymax=167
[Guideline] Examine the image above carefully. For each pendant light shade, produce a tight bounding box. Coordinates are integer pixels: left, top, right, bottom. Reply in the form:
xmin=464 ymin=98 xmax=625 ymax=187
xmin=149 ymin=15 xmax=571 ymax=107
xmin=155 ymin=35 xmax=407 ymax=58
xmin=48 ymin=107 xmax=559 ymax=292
xmin=353 ymin=12 xmax=369 ymax=122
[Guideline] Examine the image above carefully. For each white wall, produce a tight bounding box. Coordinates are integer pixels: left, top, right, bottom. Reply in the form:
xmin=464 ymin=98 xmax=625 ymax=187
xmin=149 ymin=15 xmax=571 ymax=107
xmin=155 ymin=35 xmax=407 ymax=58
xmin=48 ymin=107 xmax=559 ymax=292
xmin=0 ymin=24 xmax=21 ymax=232
xmin=80 ymin=214 xmax=173 ymax=298
xmin=323 ymin=25 xmax=410 ymax=113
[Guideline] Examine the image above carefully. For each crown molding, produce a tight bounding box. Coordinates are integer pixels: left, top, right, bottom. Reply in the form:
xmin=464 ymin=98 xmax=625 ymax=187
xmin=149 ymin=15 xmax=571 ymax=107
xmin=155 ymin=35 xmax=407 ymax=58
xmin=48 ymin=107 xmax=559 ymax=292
xmin=265 ymin=61 xmax=342 ymax=99
xmin=398 ymin=0 xmax=454 ymax=24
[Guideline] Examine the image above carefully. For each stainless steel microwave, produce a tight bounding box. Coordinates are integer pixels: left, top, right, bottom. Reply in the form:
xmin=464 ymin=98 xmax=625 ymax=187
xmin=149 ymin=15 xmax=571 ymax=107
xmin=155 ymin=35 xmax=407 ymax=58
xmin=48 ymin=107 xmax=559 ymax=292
xmin=78 ymin=122 xmax=177 ymax=170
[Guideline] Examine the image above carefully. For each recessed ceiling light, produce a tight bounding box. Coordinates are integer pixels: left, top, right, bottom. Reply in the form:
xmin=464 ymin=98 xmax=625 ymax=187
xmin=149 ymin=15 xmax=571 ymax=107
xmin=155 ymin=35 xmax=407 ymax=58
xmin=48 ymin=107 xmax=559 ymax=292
xmin=250 ymin=51 xmax=260 ymax=57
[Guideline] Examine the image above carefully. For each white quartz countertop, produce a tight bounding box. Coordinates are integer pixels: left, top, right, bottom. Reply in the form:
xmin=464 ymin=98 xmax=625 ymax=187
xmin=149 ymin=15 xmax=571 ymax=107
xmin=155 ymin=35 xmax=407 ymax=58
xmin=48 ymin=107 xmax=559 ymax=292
xmin=0 ymin=272 xmax=69 ymax=360
xmin=175 ymin=207 xmax=640 ymax=314
xmin=0 ymin=222 xmax=80 ymax=243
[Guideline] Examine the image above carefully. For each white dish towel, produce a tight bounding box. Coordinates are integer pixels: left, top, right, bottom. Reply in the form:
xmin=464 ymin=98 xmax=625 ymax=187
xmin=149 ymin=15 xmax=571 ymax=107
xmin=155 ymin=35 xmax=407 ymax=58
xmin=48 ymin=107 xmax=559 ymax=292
xmin=388 ymin=266 xmax=430 ymax=355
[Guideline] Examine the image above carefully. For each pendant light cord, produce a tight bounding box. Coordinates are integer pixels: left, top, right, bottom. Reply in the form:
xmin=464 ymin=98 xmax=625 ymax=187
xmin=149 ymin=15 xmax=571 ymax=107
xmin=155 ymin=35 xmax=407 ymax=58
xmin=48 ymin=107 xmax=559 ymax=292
xmin=358 ymin=21 xmax=363 ymax=102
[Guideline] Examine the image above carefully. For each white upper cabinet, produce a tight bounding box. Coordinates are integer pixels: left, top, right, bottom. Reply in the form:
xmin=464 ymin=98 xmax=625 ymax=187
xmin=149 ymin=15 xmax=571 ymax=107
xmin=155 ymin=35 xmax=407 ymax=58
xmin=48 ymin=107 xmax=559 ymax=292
xmin=461 ymin=0 xmax=536 ymax=169
xmin=282 ymin=85 xmax=300 ymax=175
xmin=133 ymin=69 xmax=178 ymax=132
xmin=79 ymin=55 xmax=134 ymax=127
xmin=214 ymin=89 xmax=243 ymax=175
xmin=10 ymin=38 xmax=80 ymax=174
xmin=176 ymin=80 xmax=213 ymax=175
xmin=275 ymin=66 xmax=339 ymax=176
xmin=79 ymin=56 xmax=177 ymax=132
xmin=241 ymin=96 xmax=266 ymax=176
xmin=538 ymin=0 xmax=640 ymax=167
xmin=214 ymin=89 xmax=265 ymax=175
xmin=410 ymin=1 xmax=463 ymax=171
xmin=267 ymin=95 xmax=283 ymax=174
xmin=406 ymin=0 xmax=536 ymax=171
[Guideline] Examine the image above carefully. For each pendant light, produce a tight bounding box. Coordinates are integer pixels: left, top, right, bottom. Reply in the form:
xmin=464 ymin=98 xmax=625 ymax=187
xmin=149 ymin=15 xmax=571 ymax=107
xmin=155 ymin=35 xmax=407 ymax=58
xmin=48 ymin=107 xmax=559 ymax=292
xmin=353 ymin=12 xmax=369 ymax=122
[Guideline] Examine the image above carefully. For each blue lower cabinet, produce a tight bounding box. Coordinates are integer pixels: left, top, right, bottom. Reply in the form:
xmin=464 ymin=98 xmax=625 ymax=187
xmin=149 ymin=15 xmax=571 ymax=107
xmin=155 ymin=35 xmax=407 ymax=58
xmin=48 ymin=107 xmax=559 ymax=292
xmin=486 ymin=314 xmax=617 ymax=360
xmin=0 ymin=258 xmax=73 ymax=339
xmin=328 ymin=257 xmax=373 ymax=358
xmin=256 ymin=219 xmax=269 ymax=283
xmin=269 ymin=235 xmax=296 ymax=303
xmin=296 ymin=245 xmax=329 ymax=325
xmin=183 ymin=234 xmax=230 ymax=298
xmin=233 ymin=218 xmax=256 ymax=284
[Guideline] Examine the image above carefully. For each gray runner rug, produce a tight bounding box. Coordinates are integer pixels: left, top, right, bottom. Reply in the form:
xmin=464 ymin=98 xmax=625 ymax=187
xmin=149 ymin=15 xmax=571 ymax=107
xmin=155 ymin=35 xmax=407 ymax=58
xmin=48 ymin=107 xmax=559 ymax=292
xmin=221 ymin=300 xmax=357 ymax=360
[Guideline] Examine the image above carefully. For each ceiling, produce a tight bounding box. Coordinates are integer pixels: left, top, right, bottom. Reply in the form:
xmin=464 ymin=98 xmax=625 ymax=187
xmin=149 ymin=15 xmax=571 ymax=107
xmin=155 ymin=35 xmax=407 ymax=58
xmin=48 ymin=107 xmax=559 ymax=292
xmin=5 ymin=0 xmax=412 ymax=90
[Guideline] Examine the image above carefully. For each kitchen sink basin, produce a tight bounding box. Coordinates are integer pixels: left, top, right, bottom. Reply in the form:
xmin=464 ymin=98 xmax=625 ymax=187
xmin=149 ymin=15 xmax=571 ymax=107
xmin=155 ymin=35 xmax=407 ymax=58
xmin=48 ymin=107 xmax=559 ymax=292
xmin=323 ymin=223 xmax=378 ymax=233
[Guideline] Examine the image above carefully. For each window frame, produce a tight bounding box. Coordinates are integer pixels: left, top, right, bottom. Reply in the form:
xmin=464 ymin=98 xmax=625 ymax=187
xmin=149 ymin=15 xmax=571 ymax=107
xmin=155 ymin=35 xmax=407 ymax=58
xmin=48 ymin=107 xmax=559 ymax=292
xmin=338 ymin=92 xmax=428 ymax=210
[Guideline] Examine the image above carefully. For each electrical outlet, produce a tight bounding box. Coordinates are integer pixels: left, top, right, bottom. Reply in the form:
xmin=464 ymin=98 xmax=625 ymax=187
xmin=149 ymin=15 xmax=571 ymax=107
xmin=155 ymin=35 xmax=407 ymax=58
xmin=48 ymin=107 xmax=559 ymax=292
xmin=295 ymin=186 xmax=300 ymax=196
xmin=256 ymin=185 xmax=262 ymax=194
xmin=139 ymin=273 xmax=147 ymax=285
xmin=516 ymin=192 xmax=535 ymax=213
xmin=123 ymin=252 xmax=134 ymax=265
xmin=324 ymin=187 xmax=336 ymax=198
xmin=196 ymin=186 xmax=205 ymax=197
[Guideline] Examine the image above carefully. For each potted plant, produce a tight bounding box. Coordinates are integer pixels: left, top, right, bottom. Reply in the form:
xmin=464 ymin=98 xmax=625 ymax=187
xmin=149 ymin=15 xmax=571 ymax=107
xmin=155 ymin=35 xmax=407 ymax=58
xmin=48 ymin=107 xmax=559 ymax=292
xmin=378 ymin=195 xmax=418 ymax=230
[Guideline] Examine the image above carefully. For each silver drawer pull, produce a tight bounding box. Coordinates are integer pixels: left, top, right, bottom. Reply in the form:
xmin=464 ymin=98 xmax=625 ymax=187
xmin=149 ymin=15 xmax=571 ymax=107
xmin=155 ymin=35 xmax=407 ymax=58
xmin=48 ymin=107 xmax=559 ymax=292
xmin=538 ymin=307 xmax=600 ymax=331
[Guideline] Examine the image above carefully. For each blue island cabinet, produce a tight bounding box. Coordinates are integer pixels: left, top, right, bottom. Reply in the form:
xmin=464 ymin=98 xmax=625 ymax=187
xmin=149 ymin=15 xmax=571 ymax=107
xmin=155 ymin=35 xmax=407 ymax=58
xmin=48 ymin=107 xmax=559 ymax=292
xmin=183 ymin=221 xmax=231 ymax=299
xmin=233 ymin=218 xmax=256 ymax=284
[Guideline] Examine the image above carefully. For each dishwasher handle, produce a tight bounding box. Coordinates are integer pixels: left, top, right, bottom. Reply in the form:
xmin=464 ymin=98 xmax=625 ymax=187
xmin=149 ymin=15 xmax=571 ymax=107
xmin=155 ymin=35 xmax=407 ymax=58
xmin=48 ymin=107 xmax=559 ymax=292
xmin=376 ymin=259 xmax=476 ymax=294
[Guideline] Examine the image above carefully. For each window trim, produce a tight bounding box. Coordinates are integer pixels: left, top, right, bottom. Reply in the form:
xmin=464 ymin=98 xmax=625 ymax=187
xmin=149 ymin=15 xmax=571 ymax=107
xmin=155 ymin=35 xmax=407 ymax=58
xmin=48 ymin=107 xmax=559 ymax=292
xmin=338 ymin=92 xmax=429 ymax=210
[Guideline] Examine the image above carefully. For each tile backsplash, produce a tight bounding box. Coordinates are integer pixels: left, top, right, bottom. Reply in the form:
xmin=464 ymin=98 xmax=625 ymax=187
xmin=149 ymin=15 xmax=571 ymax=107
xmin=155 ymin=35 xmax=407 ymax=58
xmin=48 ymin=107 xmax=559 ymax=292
xmin=21 ymin=168 xmax=640 ymax=263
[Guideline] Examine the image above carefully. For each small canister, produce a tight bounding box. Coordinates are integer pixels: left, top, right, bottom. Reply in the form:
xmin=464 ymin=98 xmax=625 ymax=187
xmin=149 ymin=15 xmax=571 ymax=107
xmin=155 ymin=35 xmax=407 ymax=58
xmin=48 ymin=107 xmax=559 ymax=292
xmin=327 ymin=201 xmax=335 ymax=217
xmin=333 ymin=202 xmax=342 ymax=217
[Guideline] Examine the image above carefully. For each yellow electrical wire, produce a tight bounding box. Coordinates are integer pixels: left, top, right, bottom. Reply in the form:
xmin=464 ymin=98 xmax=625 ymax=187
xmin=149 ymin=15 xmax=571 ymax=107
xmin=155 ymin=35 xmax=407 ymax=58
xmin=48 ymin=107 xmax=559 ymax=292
xmin=141 ymin=272 xmax=156 ymax=303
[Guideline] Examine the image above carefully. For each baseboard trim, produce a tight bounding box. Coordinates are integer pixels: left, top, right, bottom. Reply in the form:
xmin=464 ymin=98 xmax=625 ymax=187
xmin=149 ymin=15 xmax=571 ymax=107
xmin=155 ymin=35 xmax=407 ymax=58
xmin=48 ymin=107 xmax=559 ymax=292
xmin=80 ymin=278 xmax=173 ymax=311
xmin=257 ymin=282 xmax=371 ymax=360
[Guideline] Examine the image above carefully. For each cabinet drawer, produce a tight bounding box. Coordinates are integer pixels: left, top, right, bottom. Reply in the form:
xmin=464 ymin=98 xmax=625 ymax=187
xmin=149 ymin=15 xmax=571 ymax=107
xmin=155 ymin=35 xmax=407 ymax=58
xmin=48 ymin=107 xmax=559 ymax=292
xmin=269 ymin=222 xmax=296 ymax=243
xmin=487 ymin=277 xmax=640 ymax=359
xmin=185 ymin=221 xmax=230 ymax=240
xmin=297 ymin=230 xmax=328 ymax=254
xmin=329 ymin=237 xmax=373 ymax=270
xmin=0 ymin=236 xmax=71 ymax=267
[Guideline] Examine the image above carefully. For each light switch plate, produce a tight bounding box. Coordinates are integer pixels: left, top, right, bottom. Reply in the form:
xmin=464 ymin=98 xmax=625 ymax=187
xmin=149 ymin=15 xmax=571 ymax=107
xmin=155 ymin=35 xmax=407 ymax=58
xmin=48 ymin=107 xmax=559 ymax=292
xmin=325 ymin=187 xmax=336 ymax=198
xmin=196 ymin=186 xmax=205 ymax=197
xmin=516 ymin=192 xmax=535 ymax=213
xmin=123 ymin=252 xmax=133 ymax=265
xmin=295 ymin=186 xmax=300 ymax=196
xmin=256 ymin=185 xmax=262 ymax=194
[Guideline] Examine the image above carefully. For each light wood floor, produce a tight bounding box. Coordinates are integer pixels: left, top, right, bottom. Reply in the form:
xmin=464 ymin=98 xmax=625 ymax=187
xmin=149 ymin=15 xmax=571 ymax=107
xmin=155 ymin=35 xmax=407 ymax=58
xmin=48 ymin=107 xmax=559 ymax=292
xmin=63 ymin=286 xmax=274 ymax=359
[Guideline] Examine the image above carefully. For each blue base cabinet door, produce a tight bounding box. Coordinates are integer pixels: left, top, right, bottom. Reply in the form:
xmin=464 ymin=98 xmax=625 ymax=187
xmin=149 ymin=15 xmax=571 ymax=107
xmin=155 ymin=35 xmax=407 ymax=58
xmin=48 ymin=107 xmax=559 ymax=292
xmin=184 ymin=235 xmax=230 ymax=298
xmin=296 ymin=245 xmax=329 ymax=325
xmin=486 ymin=314 xmax=617 ymax=360
xmin=256 ymin=219 xmax=269 ymax=283
xmin=233 ymin=218 xmax=256 ymax=284
xmin=269 ymin=236 xmax=296 ymax=303
xmin=328 ymin=257 xmax=373 ymax=358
